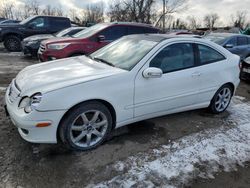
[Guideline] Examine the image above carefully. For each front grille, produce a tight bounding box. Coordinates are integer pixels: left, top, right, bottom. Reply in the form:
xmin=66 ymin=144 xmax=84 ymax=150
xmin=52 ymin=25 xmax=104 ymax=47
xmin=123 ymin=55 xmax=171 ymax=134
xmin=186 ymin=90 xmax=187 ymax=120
xmin=38 ymin=44 xmax=46 ymax=53
xmin=8 ymin=80 xmax=20 ymax=103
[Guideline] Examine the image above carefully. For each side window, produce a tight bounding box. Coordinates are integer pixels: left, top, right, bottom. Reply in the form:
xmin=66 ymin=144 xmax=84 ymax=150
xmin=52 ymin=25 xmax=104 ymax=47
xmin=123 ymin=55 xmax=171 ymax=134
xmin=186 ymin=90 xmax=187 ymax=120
xmin=50 ymin=18 xmax=69 ymax=31
xmin=99 ymin=26 xmax=128 ymax=41
xmin=226 ymin=37 xmax=237 ymax=46
xmin=128 ymin=26 xmax=145 ymax=34
xmin=145 ymin=28 xmax=159 ymax=34
xmin=237 ymin=37 xmax=248 ymax=46
xmin=198 ymin=44 xmax=225 ymax=64
xmin=150 ymin=43 xmax=195 ymax=73
xmin=29 ymin=17 xmax=45 ymax=28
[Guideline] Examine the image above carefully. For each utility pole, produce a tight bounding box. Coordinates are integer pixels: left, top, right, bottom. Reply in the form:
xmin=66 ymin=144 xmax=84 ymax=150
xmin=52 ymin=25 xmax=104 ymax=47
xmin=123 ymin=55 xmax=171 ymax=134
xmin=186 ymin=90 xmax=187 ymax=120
xmin=162 ymin=0 xmax=165 ymax=32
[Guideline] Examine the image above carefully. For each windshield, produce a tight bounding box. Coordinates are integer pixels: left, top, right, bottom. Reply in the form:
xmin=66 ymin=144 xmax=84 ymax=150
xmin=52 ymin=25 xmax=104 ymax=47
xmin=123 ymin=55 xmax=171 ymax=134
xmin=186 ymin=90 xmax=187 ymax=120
xmin=55 ymin=27 xmax=73 ymax=37
xmin=204 ymin=35 xmax=228 ymax=45
xmin=90 ymin=37 xmax=158 ymax=71
xmin=19 ymin=16 xmax=36 ymax=25
xmin=73 ymin=23 xmax=109 ymax=38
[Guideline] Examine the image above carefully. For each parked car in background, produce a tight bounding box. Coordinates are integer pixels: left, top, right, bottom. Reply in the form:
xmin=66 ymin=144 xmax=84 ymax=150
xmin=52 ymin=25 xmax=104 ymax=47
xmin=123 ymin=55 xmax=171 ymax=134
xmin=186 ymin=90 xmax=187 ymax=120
xmin=22 ymin=27 xmax=86 ymax=57
xmin=38 ymin=22 xmax=160 ymax=61
xmin=240 ymin=56 xmax=250 ymax=81
xmin=204 ymin=33 xmax=250 ymax=60
xmin=0 ymin=19 xmax=20 ymax=24
xmin=5 ymin=35 xmax=240 ymax=150
xmin=0 ymin=15 xmax=71 ymax=52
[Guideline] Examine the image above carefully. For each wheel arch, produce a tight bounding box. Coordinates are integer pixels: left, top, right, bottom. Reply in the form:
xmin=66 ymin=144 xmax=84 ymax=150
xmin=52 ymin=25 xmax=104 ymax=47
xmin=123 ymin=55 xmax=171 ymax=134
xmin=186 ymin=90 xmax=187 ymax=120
xmin=3 ymin=32 xmax=22 ymax=40
xmin=56 ymin=99 xmax=117 ymax=142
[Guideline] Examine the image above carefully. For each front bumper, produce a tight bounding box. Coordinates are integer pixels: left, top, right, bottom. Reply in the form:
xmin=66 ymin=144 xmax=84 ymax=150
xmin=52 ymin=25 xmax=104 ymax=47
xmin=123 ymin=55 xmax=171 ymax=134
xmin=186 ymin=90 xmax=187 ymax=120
xmin=38 ymin=49 xmax=68 ymax=62
xmin=22 ymin=43 xmax=39 ymax=57
xmin=5 ymin=84 xmax=66 ymax=144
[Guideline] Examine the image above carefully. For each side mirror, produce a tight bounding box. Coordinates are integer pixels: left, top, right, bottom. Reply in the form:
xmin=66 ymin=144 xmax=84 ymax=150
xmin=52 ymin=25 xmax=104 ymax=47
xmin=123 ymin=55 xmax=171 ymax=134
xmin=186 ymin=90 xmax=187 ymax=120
xmin=143 ymin=67 xmax=163 ymax=78
xmin=97 ymin=35 xmax=105 ymax=42
xmin=224 ymin=44 xmax=234 ymax=48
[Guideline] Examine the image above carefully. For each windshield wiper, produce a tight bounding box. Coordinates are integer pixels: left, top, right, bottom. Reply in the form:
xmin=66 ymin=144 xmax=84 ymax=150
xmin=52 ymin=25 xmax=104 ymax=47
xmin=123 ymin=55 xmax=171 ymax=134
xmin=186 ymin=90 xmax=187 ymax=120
xmin=93 ymin=57 xmax=115 ymax=67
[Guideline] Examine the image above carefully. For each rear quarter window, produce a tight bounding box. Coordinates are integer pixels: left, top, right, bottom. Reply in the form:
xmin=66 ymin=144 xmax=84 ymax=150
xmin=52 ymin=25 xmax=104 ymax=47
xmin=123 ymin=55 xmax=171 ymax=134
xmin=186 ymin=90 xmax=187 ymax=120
xmin=198 ymin=44 xmax=226 ymax=65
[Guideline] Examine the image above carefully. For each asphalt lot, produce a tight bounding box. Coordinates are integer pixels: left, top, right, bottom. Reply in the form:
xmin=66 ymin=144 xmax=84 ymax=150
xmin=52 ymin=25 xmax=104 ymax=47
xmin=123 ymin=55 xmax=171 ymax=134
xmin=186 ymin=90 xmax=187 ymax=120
xmin=0 ymin=48 xmax=250 ymax=188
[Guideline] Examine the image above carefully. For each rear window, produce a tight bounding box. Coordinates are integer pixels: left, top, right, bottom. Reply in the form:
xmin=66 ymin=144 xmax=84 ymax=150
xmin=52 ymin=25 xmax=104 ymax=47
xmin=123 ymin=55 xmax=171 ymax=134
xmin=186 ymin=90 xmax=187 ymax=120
xmin=128 ymin=26 xmax=145 ymax=34
xmin=49 ymin=18 xmax=70 ymax=31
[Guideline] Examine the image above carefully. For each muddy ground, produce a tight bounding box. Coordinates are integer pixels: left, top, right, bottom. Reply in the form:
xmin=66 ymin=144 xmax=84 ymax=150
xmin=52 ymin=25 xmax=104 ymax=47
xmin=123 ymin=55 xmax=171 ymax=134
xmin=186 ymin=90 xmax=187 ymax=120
xmin=0 ymin=51 xmax=250 ymax=188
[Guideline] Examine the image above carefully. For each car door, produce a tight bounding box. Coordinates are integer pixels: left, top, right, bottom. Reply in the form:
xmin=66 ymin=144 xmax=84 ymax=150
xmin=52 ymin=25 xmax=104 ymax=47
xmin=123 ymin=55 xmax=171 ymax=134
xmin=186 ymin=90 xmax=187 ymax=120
xmin=194 ymin=43 xmax=227 ymax=104
xmin=93 ymin=25 xmax=128 ymax=52
xmin=25 ymin=17 xmax=49 ymax=37
xmin=134 ymin=42 xmax=200 ymax=117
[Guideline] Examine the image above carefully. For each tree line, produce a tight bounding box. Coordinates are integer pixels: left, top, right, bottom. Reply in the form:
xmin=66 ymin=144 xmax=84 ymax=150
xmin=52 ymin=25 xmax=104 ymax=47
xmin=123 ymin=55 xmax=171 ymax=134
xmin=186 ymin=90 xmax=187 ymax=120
xmin=0 ymin=0 xmax=249 ymax=30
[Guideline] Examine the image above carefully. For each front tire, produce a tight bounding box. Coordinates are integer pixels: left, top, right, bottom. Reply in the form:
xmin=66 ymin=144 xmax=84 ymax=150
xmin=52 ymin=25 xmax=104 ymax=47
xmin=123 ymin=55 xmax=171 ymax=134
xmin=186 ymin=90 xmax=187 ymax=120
xmin=59 ymin=101 xmax=113 ymax=151
xmin=4 ymin=35 xmax=22 ymax=52
xmin=209 ymin=84 xmax=233 ymax=114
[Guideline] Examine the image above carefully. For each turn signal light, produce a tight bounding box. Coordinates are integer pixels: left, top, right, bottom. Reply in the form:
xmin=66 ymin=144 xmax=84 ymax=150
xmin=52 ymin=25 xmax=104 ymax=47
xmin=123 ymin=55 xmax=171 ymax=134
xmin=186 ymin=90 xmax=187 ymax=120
xmin=36 ymin=122 xmax=51 ymax=127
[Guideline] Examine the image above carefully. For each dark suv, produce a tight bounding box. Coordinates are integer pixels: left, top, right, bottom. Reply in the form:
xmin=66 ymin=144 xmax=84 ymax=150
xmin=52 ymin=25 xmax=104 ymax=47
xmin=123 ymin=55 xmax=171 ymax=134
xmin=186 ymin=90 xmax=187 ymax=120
xmin=0 ymin=15 xmax=71 ymax=52
xmin=38 ymin=22 xmax=160 ymax=62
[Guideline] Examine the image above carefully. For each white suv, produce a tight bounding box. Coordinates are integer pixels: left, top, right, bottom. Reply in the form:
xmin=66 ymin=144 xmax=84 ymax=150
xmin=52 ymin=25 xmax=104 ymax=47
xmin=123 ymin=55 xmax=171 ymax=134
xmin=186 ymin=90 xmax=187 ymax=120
xmin=5 ymin=35 xmax=240 ymax=150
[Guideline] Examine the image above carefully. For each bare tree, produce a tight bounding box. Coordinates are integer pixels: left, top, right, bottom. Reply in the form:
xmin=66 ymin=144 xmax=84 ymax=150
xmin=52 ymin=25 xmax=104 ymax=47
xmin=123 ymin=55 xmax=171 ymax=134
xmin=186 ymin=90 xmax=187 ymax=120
xmin=22 ymin=0 xmax=41 ymax=19
xmin=108 ymin=0 xmax=156 ymax=24
xmin=156 ymin=0 xmax=188 ymax=31
xmin=187 ymin=15 xmax=200 ymax=29
xmin=231 ymin=11 xmax=248 ymax=29
xmin=203 ymin=13 xmax=219 ymax=30
xmin=0 ymin=0 xmax=15 ymax=19
xmin=84 ymin=2 xmax=104 ymax=23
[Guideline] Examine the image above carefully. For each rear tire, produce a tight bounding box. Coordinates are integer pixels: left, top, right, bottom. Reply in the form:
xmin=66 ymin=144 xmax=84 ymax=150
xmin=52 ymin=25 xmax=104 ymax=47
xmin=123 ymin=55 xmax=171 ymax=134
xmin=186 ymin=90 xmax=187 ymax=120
xmin=59 ymin=101 xmax=113 ymax=151
xmin=209 ymin=84 xmax=233 ymax=114
xmin=4 ymin=35 xmax=22 ymax=52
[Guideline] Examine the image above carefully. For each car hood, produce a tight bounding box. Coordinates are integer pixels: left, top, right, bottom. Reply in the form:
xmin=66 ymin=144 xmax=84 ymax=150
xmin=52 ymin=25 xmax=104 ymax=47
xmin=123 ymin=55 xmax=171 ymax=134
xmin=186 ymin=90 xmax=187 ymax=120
xmin=15 ymin=56 xmax=126 ymax=95
xmin=42 ymin=37 xmax=77 ymax=45
xmin=23 ymin=34 xmax=54 ymax=42
xmin=0 ymin=23 xmax=21 ymax=28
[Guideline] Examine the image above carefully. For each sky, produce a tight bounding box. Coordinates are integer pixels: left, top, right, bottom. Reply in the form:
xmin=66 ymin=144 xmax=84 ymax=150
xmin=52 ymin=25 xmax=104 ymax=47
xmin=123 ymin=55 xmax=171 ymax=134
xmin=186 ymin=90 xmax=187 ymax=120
xmin=14 ymin=0 xmax=250 ymax=26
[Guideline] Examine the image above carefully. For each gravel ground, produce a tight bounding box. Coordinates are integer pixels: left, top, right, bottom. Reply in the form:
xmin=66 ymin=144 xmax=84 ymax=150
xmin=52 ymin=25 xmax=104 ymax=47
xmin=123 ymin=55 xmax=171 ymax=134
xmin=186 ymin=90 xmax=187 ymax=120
xmin=0 ymin=49 xmax=250 ymax=188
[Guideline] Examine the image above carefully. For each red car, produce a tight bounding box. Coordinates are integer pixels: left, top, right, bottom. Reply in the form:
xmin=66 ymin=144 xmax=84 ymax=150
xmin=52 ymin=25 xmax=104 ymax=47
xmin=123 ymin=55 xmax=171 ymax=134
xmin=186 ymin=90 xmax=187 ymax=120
xmin=38 ymin=22 xmax=160 ymax=61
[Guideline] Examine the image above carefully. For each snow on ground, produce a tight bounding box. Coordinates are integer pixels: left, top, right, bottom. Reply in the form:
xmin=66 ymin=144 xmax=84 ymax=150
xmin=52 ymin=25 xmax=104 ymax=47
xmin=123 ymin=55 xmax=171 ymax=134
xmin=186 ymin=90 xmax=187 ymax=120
xmin=90 ymin=97 xmax=250 ymax=188
xmin=0 ymin=87 xmax=6 ymax=91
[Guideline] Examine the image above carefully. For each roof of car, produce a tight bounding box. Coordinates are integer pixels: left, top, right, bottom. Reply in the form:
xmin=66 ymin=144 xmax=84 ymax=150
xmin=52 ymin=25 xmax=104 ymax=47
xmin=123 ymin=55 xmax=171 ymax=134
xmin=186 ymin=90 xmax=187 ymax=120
xmin=124 ymin=34 xmax=202 ymax=42
xmin=207 ymin=32 xmax=249 ymax=37
xmin=110 ymin=22 xmax=157 ymax=28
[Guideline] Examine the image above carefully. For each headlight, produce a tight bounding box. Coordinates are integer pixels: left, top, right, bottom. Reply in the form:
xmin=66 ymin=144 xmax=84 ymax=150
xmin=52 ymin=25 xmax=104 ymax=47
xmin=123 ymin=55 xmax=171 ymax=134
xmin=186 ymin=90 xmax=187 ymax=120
xmin=0 ymin=28 xmax=2 ymax=31
xmin=19 ymin=93 xmax=42 ymax=113
xmin=48 ymin=43 xmax=70 ymax=50
xmin=27 ymin=41 xmax=38 ymax=45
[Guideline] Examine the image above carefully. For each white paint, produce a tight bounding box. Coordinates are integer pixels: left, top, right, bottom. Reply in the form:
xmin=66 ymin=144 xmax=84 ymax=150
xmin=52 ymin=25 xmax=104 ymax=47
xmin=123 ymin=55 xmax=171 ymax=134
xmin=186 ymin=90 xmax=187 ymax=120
xmin=92 ymin=98 xmax=250 ymax=188
xmin=0 ymin=87 xmax=6 ymax=91
xmin=5 ymin=37 xmax=240 ymax=144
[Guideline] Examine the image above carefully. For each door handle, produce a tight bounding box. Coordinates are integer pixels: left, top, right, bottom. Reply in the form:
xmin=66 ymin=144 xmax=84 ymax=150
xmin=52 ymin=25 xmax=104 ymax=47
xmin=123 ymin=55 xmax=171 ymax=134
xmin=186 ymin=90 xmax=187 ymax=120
xmin=192 ymin=72 xmax=201 ymax=77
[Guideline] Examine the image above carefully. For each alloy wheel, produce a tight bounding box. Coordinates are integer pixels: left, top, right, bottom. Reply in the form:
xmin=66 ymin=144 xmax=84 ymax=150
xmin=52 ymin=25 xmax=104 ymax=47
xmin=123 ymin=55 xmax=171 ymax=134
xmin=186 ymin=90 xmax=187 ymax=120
xmin=69 ymin=110 xmax=108 ymax=148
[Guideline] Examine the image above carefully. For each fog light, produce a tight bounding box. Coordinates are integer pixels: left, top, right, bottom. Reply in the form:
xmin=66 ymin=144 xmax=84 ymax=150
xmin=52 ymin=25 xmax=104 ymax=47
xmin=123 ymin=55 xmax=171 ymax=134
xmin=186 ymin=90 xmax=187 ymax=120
xmin=21 ymin=128 xmax=29 ymax=135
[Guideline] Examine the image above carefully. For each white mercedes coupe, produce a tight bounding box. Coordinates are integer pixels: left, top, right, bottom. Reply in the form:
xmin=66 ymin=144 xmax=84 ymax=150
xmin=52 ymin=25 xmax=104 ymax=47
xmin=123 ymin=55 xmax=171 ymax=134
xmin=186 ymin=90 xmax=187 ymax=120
xmin=5 ymin=34 xmax=240 ymax=150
